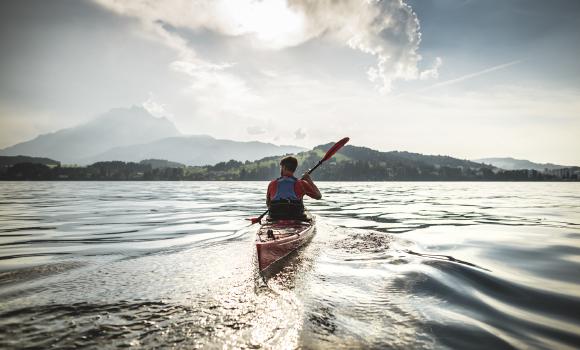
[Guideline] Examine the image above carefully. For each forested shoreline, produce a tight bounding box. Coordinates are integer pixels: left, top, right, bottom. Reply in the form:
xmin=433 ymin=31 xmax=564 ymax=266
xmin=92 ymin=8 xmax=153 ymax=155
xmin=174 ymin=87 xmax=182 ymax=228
xmin=1 ymin=159 xmax=576 ymax=181
xmin=2 ymin=145 xmax=578 ymax=181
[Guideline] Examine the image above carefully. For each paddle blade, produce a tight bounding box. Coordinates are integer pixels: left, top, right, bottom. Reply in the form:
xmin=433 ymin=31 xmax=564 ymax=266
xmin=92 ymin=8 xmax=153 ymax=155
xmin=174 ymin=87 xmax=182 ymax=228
xmin=322 ymin=137 xmax=349 ymax=161
xmin=247 ymin=217 xmax=261 ymax=225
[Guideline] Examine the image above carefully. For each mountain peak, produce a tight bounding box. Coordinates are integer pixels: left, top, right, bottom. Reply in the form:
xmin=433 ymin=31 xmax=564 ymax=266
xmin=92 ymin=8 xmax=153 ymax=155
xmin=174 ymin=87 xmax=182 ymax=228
xmin=0 ymin=107 xmax=181 ymax=163
xmin=0 ymin=106 xmax=308 ymax=165
xmin=91 ymin=106 xmax=175 ymax=126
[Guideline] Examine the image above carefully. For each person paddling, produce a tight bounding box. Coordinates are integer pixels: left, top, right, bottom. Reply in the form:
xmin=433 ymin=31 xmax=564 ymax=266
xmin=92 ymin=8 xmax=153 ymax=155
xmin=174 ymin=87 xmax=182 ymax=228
xmin=266 ymin=156 xmax=321 ymax=220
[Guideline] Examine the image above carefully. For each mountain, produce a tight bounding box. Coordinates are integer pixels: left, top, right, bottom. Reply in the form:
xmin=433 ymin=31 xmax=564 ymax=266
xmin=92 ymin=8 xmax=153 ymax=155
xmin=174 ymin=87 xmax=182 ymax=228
xmin=0 ymin=155 xmax=60 ymax=167
xmin=473 ymin=157 xmax=570 ymax=171
xmin=330 ymin=144 xmax=490 ymax=169
xmin=0 ymin=106 xmax=180 ymax=164
xmin=85 ymin=135 xmax=306 ymax=166
xmin=3 ymin=143 xmax=576 ymax=181
xmin=0 ymin=106 xmax=306 ymax=165
xmin=177 ymin=143 xmax=500 ymax=181
xmin=286 ymin=144 xmax=497 ymax=181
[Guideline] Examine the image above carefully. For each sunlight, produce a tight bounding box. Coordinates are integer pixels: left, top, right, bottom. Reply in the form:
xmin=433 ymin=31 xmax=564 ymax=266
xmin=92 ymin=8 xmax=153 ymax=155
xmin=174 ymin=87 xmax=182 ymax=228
xmin=217 ymin=0 xmax=306 ymax=48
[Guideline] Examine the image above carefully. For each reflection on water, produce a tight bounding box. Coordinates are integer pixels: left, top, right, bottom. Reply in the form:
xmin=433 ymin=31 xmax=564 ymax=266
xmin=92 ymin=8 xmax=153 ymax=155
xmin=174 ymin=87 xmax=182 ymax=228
xmin=0 ymin=181 xmax=579 ymax=349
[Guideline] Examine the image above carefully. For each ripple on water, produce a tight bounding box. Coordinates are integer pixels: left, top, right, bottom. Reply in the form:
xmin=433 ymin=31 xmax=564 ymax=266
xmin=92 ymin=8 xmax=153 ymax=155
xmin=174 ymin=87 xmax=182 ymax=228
xmin=0 ymin=181 xmax=580 ymax=349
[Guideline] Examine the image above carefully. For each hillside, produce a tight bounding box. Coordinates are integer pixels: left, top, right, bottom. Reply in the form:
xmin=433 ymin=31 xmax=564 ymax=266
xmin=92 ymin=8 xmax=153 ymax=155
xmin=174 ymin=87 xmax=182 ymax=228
xmin=474 ymin=157 xmax=570 ymax=171
xmin=2 ymin=142 xmax=577 ymax=181
xmin=0 ymin=155 xmax=60 ymax=167
xmin=139 ymin=159 xmax=185 ymax=169
xmin=0 ymin=106 xmax=180 ymax=164
xmin=0 ymin=106 xmax=306 ymax=165
xmin=85 ymin=135 xmax=306 ymax=166
xmin=211 ymin=143 xmax=499 ymax=181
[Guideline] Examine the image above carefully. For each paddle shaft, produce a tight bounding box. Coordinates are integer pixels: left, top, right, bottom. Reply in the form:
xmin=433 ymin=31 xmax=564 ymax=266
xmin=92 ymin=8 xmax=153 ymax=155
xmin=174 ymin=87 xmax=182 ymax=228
xmin=307 ymin=160 xmax=323 ymax=175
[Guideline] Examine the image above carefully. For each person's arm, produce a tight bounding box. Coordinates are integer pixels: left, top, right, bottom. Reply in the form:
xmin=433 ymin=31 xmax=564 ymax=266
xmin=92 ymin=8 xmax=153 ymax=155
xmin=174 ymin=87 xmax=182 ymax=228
xmin=301 ymin=173 xmax=322 ymax=200
xmin=266 ymin=181 xmax=272 ymax=207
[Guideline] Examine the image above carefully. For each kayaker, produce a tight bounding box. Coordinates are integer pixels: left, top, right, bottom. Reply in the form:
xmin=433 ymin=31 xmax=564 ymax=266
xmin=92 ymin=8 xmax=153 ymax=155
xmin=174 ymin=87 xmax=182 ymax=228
xmin=266 ymin=156 xmax=321 ymax=220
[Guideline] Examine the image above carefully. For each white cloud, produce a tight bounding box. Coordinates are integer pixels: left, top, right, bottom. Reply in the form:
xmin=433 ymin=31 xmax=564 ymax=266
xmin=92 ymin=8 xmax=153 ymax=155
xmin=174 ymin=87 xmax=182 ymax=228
xmin=142 ymin=93 xmax=172 ymax=118
xmin=289 ymin=0 xmax=441 ymax=92
xmin=420 ymin=57 xmax=443 ymax=80
xmin=247 ymin=125 xmax=267 ymax=135
xmin=426 ymin=60 xmax=522 ymax=90
xmin=92 ymin=0 xmax=236 ymax=101
xmin=92 ymin=0 xmax=440 ymax=92
xmin=170 ymin=60 xmax=263 ymax=118
xmin=294 ymin=128 xmax=306 ymax=140
xmin=81 ymin=1 xmax=580 ymax=165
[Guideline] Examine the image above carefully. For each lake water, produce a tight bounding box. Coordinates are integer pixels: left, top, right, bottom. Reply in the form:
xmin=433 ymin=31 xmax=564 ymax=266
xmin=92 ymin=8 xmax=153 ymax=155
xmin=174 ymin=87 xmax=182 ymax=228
xmin=0 ymin=181 xmax=579 ymax=349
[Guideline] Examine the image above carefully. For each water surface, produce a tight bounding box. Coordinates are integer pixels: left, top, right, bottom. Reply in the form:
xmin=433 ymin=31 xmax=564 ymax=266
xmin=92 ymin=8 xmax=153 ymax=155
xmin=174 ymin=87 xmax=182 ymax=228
xmin=1 ymin=182 xmax=579 ymax=349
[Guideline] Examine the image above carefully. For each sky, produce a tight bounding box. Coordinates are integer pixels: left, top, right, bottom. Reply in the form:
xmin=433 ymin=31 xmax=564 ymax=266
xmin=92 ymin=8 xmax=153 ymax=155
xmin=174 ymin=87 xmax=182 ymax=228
xmin=0 ymin=0 xmax=579 ymax=164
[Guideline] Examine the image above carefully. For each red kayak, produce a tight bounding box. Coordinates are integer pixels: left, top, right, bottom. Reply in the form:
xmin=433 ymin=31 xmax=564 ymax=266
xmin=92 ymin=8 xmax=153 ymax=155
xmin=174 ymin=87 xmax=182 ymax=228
xmin=256 ymin=216 xmax=316 ymax=272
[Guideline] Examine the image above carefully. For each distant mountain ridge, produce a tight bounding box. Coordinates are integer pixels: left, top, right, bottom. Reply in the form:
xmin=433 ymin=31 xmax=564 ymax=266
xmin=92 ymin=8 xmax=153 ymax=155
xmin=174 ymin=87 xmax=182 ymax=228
xmin=288 ymin=143 xmax=497 ymax=181
xmin=325 ymin=144 xmax=489 ymax=169
xmin=0 ymin=106 xmax=180 ymax=164
xmin=0 ymin=106 xmax=305 ymax=165
xmin=2 ymin=143 xmax=578 ymax=181
xmin=86 ymin=135 xmax=305 ymax=166
xmin=2 ymin=106 xmax=576 ymax=171
xmin=473 ymin=157 xmax=570 ymax=171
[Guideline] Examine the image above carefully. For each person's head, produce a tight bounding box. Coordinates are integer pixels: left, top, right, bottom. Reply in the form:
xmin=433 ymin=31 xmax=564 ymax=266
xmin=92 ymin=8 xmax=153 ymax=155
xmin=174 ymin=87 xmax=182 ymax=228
xmin=280 ymin=156 xmax=298 ymax=176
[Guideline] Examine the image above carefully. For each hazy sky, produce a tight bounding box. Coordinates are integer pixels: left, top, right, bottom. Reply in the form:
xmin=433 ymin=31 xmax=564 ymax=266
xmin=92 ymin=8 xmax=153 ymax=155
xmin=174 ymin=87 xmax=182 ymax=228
xmin=1 ymin=0 xmax=579 ymax=164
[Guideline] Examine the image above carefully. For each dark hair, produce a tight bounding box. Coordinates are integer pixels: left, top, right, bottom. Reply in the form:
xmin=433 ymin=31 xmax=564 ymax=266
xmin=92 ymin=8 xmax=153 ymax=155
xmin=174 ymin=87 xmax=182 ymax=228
xmin=280 ymin=156 xmax=298 ymax=172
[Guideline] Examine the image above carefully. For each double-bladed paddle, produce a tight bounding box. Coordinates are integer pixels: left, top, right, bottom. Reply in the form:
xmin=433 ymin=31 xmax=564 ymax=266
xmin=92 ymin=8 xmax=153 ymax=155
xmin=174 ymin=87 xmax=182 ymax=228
xmin=248 ymin=137 xmax=350 ymax=224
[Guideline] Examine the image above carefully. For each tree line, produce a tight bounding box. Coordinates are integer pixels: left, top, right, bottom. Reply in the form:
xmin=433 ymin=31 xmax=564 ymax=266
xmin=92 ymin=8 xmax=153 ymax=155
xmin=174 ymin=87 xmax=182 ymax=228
xmin=1 ymin=159 xmax=575 ymax=181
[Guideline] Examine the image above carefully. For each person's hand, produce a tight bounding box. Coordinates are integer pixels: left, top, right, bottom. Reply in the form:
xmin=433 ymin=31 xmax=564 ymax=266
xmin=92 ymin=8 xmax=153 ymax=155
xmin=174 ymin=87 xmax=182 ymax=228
xmin=302 ymin=172 xmax=312 ymax=182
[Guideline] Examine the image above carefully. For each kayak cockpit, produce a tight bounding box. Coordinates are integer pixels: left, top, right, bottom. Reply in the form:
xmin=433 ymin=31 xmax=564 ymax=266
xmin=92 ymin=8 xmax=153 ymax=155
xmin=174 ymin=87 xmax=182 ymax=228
xmin=256 ymin=219 xmax=312 ymax=242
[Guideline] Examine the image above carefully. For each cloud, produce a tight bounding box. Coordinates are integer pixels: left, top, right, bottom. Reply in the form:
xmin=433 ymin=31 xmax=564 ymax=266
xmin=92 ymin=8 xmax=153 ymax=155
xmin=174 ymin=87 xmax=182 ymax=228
xmin=294 ymin=128 xmax=306 ymax=140
xmin=288 ymin=0 xmax=441 ymax=92
xmin=92 ymin=0 xmax=439 ymax=92
xmin=92 ymin=0 xmax=235 ymax=99
xmin=170 ymin=60 xmax=262 ymax=118
xmin=420 ymin=57 xmax=443 ymax=80
xmin=142 ymin=93 xmax=172 ymax=118
xmin=247 ymin=125 xmax=267 ymax=135
xmin=426 ymin=60 xmax=522 ymax=90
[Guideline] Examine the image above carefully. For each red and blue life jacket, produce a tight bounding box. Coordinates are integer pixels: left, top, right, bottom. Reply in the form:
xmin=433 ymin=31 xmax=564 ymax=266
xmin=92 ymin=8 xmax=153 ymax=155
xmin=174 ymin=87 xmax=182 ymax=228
xmin=269 ymin=176 xmax=305 ymax=219
xmin=272 ymin=176 xmax=300 ymax=201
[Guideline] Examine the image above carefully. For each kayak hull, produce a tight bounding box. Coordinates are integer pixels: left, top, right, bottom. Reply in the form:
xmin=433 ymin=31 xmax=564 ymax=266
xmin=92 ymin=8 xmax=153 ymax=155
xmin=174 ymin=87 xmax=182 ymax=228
xmin=256 ymin=217 xmax=316 ymax=272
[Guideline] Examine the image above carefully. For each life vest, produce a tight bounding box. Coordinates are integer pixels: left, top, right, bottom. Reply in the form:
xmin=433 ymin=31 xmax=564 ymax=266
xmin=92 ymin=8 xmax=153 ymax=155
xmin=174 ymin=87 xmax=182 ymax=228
xmin=269 ymin=176 xmax=305 ymax=220
xmin=272 ymin=176 xmax=300 ymax=201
